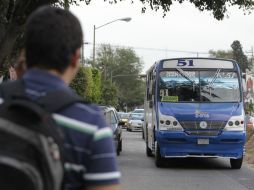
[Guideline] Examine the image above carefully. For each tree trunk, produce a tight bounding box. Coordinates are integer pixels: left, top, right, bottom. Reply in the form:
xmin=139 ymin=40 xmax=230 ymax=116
xmin=0 ymin=0 xmax=59 ymax=74
xmin=0 ymin=22 xmax=23 ymax=73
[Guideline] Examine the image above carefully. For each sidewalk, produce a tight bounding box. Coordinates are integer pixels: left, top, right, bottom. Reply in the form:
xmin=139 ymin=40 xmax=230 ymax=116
xmin=244 ymin=124 xmax=254 ymax=164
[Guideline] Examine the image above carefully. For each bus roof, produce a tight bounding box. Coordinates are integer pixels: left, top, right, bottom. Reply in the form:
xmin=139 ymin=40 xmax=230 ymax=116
xmin=146 ymin=58 xmax=238 ymax=74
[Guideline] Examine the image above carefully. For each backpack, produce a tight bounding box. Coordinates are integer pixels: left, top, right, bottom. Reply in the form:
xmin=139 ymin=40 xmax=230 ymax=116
xmin=0 ymin=80 xmax=81 ymax=190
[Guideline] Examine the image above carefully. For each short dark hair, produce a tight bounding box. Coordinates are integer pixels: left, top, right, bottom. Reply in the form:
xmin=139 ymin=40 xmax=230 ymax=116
xmin=25 ymin=6 xmax=83 ymax=73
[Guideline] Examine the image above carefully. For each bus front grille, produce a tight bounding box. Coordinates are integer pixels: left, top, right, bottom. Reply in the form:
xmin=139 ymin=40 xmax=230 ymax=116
xmin=180 ymin=121 xmax=227 ymax=136
xmin=185 ymin=131 xmax=220 ymax=136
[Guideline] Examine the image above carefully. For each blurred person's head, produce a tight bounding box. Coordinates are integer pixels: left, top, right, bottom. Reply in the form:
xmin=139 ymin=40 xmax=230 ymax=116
xmin=25 ymin=6 xmax=83 ymax=84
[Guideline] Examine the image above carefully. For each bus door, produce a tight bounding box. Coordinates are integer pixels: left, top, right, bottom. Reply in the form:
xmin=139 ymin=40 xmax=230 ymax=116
xmin=147 ymin=71 xmax=156 ymax=149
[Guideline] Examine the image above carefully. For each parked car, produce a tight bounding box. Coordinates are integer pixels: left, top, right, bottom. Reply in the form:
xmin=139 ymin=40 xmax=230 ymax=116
xmin=100 ymin=106 xmax=124 ymax=155
xmin=130 ymin=109 xmax=145 ymax=136
xmin=118 ymin=112 xmax=130 ymax=129
xmin=127 ymin=113 xmax=144 ymax=132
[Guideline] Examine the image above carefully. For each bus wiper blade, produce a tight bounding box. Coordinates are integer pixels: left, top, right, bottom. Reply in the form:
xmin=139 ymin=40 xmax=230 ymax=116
xmin=176 ymin=68 xmax=198 ymax=86
xmin=208 ymin=68 xmax=221 ymax=88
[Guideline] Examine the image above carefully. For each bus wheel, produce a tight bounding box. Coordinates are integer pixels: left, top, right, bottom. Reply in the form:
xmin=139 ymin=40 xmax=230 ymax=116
xmin=230 ymin=157 xmax=243 ymax=169
xmin=155 ymin=143 xmax=165 ymax=168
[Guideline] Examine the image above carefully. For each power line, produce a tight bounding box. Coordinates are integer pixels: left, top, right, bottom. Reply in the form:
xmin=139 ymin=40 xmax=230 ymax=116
xmin=85 ymin=42 xmax=254 ymax=57
xmin=84 ymin=43 xmax=210 ymax=55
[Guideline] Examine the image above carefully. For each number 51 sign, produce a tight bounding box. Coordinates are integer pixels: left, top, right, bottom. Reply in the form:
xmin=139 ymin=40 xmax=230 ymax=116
xmin=177 ymin=59 xmax=194 ymax=67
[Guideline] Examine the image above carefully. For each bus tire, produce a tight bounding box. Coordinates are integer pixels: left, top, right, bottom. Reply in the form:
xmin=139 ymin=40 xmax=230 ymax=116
xmin=155 ymin=143 xmax=165 ymax=168
xmin=230 ymin=157 xmax=243 ymax=169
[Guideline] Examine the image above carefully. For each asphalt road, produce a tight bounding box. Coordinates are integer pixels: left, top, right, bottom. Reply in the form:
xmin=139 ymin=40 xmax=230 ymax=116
xmin=117 ymin=130 xmax=254 ymax=190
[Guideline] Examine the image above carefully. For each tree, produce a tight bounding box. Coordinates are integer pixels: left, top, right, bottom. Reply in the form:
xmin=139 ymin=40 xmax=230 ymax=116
xmin=113 ymin=47 xmax=144 ymax=109
xmin=209 ymin=40 xmax=251 ymax=72
xmin=0 ymin=0 xmax=253 ymax=73
xmin=209 ymin=50 xmax=233 ymax=59
xmin=231 ymin=40 xmax=251 ymax=72
xmin=101 ymin=81 xmax=118 ymax=107
xmin=95 ymin=44 xmax=115 ymax=81
xmin=70 ymin=66 xmax=94 ymax=102
xmin=95 ymin=44 xmax=145 ymax=110
xmin=0 ymin=0 xmax=73 ymax=75
xmin=91 ymin=68 xmax=102 ymax=103
xmin=86 ymin=0 xmax=253 ymax=20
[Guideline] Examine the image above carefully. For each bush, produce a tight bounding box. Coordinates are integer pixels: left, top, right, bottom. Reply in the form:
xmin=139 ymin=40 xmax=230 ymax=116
xmin=91 ymin=69 xmax=102 ymax=103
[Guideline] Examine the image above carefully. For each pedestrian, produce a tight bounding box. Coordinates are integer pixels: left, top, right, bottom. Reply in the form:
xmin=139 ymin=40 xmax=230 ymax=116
xmin=0 ymin=6 xmax=121 ymax=190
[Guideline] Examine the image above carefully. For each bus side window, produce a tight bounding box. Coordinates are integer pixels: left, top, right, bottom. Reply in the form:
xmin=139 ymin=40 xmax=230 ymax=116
xmin=147 ymin=72 xmax=153 ymax=101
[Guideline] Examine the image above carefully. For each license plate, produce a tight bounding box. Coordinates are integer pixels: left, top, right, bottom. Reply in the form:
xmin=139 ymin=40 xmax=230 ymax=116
xmin=197 ymin=139 xmax=209 ymax=145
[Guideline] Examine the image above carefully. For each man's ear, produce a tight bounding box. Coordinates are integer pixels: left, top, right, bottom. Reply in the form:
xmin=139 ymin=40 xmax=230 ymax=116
xmin=70 ymin=48 xmax=81 ymax=68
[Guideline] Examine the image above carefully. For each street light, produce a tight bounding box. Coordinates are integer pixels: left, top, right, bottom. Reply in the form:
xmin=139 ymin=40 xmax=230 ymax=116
xmin=92 ymin=17 xmax=132 ymax=67
xmin=81 ymin=41 xmax=90 ymax=66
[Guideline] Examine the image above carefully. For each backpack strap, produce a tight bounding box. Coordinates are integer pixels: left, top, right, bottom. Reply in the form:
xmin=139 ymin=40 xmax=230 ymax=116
xmin=0 ymin=79 xmax=85 ymax=113
xmin=38 ymin=89 xmax=84 ymax=113
xmin=0 ymin=80 xmax=26 ymax=100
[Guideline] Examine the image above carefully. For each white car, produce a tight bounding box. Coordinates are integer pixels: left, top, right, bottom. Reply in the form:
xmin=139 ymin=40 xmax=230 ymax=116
xmin=127 ymin=114 xmax=144 ymax=132
xmin=132 ymin=108 xmax=144 ymax=114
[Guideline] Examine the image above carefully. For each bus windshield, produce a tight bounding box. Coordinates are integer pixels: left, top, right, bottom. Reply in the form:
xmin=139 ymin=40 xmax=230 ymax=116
xmin=159 ymin=70 xmax=240 ymax=103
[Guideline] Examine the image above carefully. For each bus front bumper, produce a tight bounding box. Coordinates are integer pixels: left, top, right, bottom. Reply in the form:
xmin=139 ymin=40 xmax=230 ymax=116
xmin=155 ymin=131 xmax=245 ymax=159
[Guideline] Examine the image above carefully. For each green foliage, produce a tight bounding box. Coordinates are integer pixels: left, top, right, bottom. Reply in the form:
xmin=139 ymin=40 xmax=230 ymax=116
xmin=96 ymin=44 xmax=115 ymax=80
xmin=70 ymin=67 xmax=86 ymax=98
xmin=70 ymin=66 xmax=94 ymax=102
xmin=248 ymin=102 xmax=254 ymax=113
xmin=231 ymin=40 xmax=251 ymax=72
xmin=91 ymin=68 xmax=102 ymax=103
xmin=209 ymin=40 xmax=251 ymax=72
xmin=83 ymin=67 xmax=94 ymax=101
xmin=70 ymin=67 xmax=102 ymax=103
xmin=101 ymin=81 xmax=118 ymax=107
xmin=95 ymin=44 xmax=145 ymax=110
xmin=0 ymin=0 xmax=253 ymax=71
xmin=245 ymin=101 xmax=254 ymax=115
xmin=84 ymin=0 xmax=254 ymax=20
xmin=209 ymin=50 xmax=233 ymax=59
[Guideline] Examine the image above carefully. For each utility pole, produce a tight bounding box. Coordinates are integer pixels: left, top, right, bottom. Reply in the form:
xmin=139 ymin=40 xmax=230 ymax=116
xmin=92 ymin=25 xmax=96 ymax=67
xmin=92 ymin=18 xmax=131 ymax=68
xmin=81 ymin=44 xmax=84 ymax=66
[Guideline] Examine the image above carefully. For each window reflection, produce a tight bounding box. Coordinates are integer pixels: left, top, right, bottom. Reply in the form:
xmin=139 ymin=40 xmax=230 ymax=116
xmin=159 ymin=70 xmax=240 ymax=102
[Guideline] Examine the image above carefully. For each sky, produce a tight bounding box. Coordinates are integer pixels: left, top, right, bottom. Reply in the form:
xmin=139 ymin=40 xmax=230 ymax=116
xmin=70 ymin=1 xmax=254 ymax=73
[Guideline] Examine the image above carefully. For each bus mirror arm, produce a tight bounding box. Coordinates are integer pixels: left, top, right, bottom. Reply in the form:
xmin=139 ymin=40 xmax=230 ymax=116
xmin=149 ymin=101 xmax=153 ymax=108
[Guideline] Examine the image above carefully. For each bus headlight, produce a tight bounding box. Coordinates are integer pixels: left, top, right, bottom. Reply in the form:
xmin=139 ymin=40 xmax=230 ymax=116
xmin=224 ymin=116 xmax=244 ymax=131
xmin=159 ymin=114 xmax=183 ymax=131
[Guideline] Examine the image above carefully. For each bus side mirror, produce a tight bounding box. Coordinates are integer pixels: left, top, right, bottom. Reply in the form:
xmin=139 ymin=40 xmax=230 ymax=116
xmin=149 ymin=101 xmax=153 ymax=108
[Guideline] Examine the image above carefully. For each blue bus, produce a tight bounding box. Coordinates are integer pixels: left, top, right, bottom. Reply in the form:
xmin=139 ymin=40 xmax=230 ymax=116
xmin=144 ymin=58 xmax=245 ymax=169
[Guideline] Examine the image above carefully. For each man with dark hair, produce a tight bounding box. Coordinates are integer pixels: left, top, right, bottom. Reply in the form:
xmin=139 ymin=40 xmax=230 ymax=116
xmin=6 ymin=6 xmax=121 ymax=190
